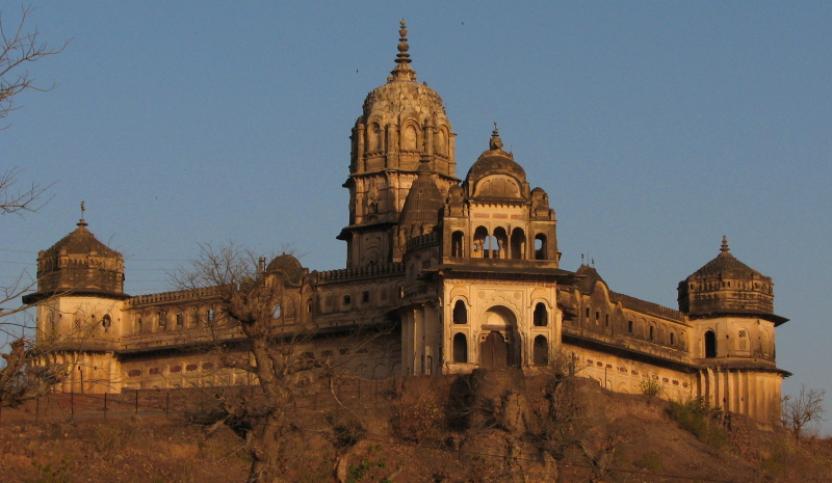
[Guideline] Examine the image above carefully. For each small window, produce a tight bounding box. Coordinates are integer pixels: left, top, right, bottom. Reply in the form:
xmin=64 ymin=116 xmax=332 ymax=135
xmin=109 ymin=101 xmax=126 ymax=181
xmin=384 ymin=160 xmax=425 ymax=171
xmin=343 ymin=295 xmax=351 ymax=306
xmin=585 ymin=307 xmax=590 ymax=318
xmin=175 ymin=312 xmax=184 ymax=329
xmin=670 ymin=332 xmax=676 ymax=346
xmin=273 ymin=304 xmax=282 ymax=319
xmin=102 ymin=314 xmax=112 ymax=330
xmin=453 ymin=333 xmax=468 ymax=363
xmin=533 ymin=303 xmax=548 ymax=327
xmin=595 ymin=311 xmax=600 ymax=322
xmin=207 ymin=307 xmax=215 ymax=323
xmin=534 ymin=234 xmax=547 ymax=260
xmin=627 ymin=320 xmax=633 ymax=334
xmin=453 ymin=300 xmax=467 ymax=324
xmin=158 ymin=311 xmax=167 ymax=329
xmin=170 ymin=365 xmax=182 ymax=373
xmin=149 ymin=367 xmax=161 ymax=375
xmin=136 ymin=317 xmax=143 ymax=334
xmin=533 ymin=336 xmax=549 ymax=366
xmin=451 ymin=231 xmax=464 ymax=258
xmin=128 ymin=369 xmax=142 ymax=377
xmin=185 ymin=364 xmax=198 ymax=372
xmin=649 ymin=326 xmax=654 ymax=341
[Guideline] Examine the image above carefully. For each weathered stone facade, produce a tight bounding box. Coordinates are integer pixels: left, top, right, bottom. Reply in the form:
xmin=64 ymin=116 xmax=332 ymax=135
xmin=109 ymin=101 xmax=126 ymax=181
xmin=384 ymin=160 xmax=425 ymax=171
xmin=26 ymin=21 xmax=789 ymax=424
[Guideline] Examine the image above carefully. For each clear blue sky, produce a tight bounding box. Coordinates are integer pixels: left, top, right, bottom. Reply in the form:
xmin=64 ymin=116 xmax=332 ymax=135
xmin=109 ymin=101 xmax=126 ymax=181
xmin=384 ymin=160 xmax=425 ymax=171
xmin=2 ymin=1 xmax=830 ymax=433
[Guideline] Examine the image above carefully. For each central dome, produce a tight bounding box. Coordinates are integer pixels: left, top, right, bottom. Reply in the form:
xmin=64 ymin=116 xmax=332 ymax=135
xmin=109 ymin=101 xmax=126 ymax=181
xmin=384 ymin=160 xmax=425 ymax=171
xmin=351 ymin=20 xmax=456 ymax=177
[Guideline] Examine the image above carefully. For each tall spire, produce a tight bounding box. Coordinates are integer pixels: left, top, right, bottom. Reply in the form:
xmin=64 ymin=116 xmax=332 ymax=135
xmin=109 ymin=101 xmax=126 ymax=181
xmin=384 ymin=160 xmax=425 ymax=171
xmin=720 ymin=235 xmax=730 ymax=254
xmin=390 ymin=19 xmax=416 ymax=81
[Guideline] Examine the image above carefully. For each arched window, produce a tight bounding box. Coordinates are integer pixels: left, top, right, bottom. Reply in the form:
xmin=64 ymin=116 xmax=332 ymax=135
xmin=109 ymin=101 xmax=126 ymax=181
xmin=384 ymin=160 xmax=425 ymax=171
xmin=510 ymin=228 xmax=526 ymax=260
xmin=473 ymin=226 xmax=489 ymax=259
xmin=451 ymin=231 xmax=464 ymax=258
xmin=401 ymin=123 xmax=418 ymax=151
xmin=453 ymin=300 xmax=467 ymax=324
xmin=101 ymin=314 xmax=112 ymax=332
xmin=207 ymin=307 xmax=215 ymax=323
xmin=533 ymin=303 xmax=548 ymax=327
xmin=453 ymin=333 xmax=468 ymax=363
xmin=704 ymin=330 xmax=717 ymax=358
xmin=493 ymin=227 xmax=508 ymax=259
xmin=533 ymin=336 xmax=549 ymax=366
xmin=534 ymin=234 xmax=547 ymax=260
xmin=485 ymin=235 xmax=499 ymax=259
xmin=368 ymin=122 xmax=382 ymax=152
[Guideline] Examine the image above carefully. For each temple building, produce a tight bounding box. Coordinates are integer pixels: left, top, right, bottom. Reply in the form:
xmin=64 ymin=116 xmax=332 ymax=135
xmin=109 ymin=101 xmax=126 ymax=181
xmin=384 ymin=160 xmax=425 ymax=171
xmin=25 ymin=21 xmax=789 ymax=424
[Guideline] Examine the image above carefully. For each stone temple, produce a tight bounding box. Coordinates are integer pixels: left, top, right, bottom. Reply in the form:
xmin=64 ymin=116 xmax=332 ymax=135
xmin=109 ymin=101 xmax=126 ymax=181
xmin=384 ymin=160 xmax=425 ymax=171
xmin=25 ymin=21 xmax=789 ymax=424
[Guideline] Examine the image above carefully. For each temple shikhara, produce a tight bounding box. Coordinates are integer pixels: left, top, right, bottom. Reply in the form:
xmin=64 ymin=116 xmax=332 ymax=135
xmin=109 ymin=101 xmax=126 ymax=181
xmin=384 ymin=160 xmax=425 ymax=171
xmin=26 ymin=21 xmax=789 ymax=424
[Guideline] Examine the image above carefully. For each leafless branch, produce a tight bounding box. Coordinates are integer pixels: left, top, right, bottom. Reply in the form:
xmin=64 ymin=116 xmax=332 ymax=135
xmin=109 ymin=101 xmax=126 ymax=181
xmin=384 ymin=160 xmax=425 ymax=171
xmin=0 ymin=4 xmax=67 ymax=127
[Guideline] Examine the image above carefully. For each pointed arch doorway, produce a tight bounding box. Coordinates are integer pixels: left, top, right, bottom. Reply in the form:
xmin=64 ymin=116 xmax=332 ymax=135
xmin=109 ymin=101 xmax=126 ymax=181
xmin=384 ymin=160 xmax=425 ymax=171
xmin=479 ymin=306 xmax=520 ymax=369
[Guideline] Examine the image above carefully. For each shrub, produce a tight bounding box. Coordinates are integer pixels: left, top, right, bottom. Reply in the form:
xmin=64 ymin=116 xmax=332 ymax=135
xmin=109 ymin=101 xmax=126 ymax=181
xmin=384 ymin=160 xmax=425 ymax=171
xmin=667 ymin=398 xmax=726 ymax=448
xmin=391 ymin=398 xmax=444 ymax=444
xmin=639 ymin=378 xmax=661 ymax=401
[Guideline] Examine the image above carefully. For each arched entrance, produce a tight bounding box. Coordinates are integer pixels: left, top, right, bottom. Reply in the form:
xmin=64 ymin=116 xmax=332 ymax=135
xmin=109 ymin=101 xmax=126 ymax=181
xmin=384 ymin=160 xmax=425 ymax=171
xmin=479 ymin=306 xmax=520 ymax=369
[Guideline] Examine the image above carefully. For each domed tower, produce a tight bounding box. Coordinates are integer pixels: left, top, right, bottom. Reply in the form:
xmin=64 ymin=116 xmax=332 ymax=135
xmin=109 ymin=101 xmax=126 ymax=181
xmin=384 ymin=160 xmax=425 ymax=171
xmin=23 ymin=212 xmax=128 ymax=394
xmin=27 ymin=215 xmax=125 ymax=302
xmin=678 ymin=236 xmax=788 ymax=423
xmin=339 ymin=20 xmax=457 ymax=268
xmin=678 ymin=236 xmax=787 ymax=361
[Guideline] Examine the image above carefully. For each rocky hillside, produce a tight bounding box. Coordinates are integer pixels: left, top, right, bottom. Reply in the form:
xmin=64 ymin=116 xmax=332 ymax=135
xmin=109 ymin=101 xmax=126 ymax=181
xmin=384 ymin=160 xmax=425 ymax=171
xmin=0 ymin=372 xmax=830 ymax=482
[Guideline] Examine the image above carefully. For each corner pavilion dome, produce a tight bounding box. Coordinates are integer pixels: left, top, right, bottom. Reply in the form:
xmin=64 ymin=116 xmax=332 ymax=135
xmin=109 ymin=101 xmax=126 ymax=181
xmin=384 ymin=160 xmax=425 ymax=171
xmin=678 ymin=236 xmax=786 ymax=325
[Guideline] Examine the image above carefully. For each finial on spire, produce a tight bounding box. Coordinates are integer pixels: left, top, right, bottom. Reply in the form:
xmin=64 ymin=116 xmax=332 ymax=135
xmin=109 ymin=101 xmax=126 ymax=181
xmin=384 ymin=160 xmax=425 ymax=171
xmin=720 ymin=235 xmax=730 ymax=253
xmin=489 ymin=123 xmax=504 ymax=150
xmin=78 ymin=200 xmax=88 ymax=227
xmin=390 ymin=19 xmax=416 ymax=81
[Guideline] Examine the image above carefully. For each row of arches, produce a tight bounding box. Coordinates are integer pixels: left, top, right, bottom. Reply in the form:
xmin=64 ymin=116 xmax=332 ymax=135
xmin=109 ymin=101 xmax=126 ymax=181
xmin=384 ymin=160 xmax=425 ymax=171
xmin=450 ymin=227 xmax=549 ymax=260
xmin=452 ymin=332 xmax=550 ymax=367
xmin=452 ymin=300 xmax=549 ymax=327
xmin=363 ymin=121 xmax=451 ymax=157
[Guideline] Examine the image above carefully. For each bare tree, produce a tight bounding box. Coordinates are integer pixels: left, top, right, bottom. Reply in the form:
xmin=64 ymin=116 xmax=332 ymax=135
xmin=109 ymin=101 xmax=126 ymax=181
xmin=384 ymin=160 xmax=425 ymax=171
xmin=0 ymin=337 xmax=63 ymax=407
xmin=782 ymin=385 xmax=825 ymax=440
xmin=1 ymin=4 xmax=65 ymax=126
xmin=176 ymin=243 xmax=383 ymax=482
xmin=0 ymin=3 xmax=64 ymax=404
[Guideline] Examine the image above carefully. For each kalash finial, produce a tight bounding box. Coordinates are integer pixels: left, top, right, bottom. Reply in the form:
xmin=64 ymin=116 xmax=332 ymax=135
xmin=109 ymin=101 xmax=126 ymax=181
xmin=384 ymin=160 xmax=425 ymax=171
xmin=77 ymin=200 xmax=88 ymax=227
xmin=720 ymin=235 xmax=730 ymax=253
xmin=391 ymin=19 xmax=416 ymax=81
xmin=489 ymin=122 xmax=504 ymax=150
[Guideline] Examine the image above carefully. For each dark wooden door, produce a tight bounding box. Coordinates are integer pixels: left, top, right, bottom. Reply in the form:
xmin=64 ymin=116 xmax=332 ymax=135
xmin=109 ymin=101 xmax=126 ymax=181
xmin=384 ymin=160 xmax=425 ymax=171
xmin=480 ymin=331 xmax=509 ymax=369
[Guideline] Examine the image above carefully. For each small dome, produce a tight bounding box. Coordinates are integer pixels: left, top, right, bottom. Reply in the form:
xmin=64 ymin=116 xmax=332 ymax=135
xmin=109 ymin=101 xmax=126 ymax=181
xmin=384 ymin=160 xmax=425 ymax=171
xmin=266 ymin=253 xmax=305 ymax=286
xmin=43 ymin=219 xmax=121 ymax=258
xmin=678 ymin=236 xmax=778 ymax=321
xmin=400 ymin=159 xmax=444 ymax=231
xmin=34 ymin=218 xmax=125 ymax=297
xmin=464 ymin=127 xmax=528 ymax=199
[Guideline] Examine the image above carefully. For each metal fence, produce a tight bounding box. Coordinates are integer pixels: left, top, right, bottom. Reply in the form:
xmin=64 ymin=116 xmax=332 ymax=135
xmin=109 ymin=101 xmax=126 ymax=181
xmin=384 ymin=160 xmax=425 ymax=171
xmin=0 ymin=376 xmax=400 ymax=425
